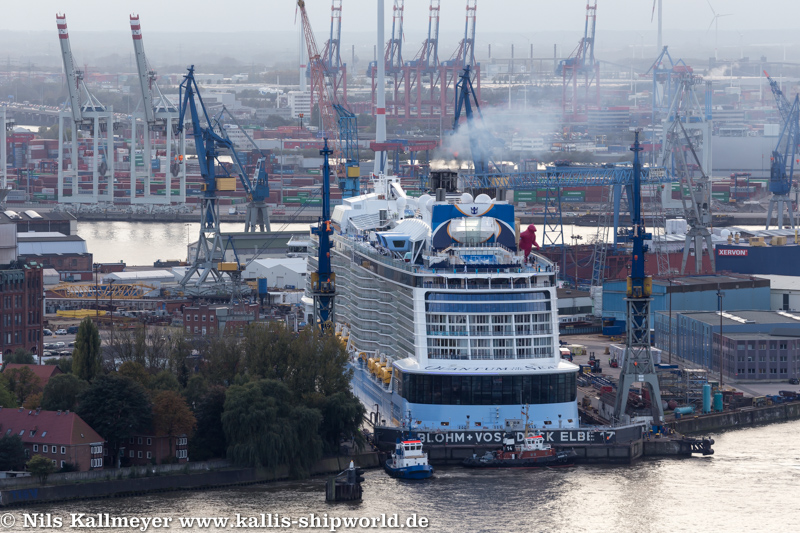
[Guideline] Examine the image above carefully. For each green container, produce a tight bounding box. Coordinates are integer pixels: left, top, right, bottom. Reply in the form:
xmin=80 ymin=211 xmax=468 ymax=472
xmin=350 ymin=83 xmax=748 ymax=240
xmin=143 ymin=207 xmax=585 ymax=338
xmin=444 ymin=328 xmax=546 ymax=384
xmin=563 ymin=191 xmax=585 ymax=197
xmin=514 ymin=191 xmax=536 ymax=202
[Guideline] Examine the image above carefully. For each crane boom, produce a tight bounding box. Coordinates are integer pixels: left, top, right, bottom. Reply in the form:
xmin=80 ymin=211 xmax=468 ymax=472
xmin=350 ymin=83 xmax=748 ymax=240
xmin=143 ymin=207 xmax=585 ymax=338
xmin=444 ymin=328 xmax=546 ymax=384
xmin=56 ymin=14 xmax=87 ymax=124
xmin=764 ymin=70 xmax=792 ymax=126
xmin=130 ymin=15 xmax=155 ymax=124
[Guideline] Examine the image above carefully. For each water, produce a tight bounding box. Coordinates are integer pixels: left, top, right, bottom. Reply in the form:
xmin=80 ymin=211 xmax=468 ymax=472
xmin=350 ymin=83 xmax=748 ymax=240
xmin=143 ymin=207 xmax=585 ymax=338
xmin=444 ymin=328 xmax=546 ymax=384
xmin=8 ymin=420 xmax=799 ymax=532
xmin=76 ymin=221 xmax=314 ymax=266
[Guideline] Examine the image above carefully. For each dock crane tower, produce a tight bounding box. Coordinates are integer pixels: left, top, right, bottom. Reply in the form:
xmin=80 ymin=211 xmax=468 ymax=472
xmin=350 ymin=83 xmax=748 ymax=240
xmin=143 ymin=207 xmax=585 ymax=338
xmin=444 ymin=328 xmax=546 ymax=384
xmin=310 ymin=139 xmax=336 ymax=333
xmin=557 ymin=1 xmax=600 ymax=120
xmin=766 ymin=94 xmax=799 ymax=230
xmin=129 ymin=15 xmax=186 ymax=205
xmin=298 ymin=0 xmax=360 ymax=199
xmin=613 ymin=132 xmax=665 ymax=426
xmin=56 ymin=14 xmax=115 ymax=204
xmin=176 ymin=66 xmax=270 ymax=294
xmin=763 ymin=71 xmax=798 ymax=230
xmin=658 ymin=75 xmax=715 ymax=274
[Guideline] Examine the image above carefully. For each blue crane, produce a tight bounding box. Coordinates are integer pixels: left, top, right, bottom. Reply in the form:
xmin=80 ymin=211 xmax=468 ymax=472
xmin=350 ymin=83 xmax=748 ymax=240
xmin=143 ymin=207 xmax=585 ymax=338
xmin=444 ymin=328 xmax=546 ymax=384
xmin=176 ymin=65 xmax=271 ymax=290
xmin=452 ymin=65 xmax=496 ymax=175
xmin=310 ymin=139 xmax=336 ymax=332
xmin=613 ymin=131 xmax=665 ymax=426
xmin=766 ymin=94 xmax=799 ymax=229
xmin=764 ymin=70 xmax=792 ymax=126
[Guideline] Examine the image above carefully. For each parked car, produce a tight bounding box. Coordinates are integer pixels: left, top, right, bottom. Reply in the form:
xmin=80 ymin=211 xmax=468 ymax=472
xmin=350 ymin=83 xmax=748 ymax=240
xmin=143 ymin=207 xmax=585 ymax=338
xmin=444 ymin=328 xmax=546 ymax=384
xmin=55 ymin=329 xmax=67 ymax=335
xmin=44 ymin=343 xmax=54 ymax=349
xmin=67 ymin=326 xmax=79 ymax=334
xmin=54 ymin=342 xmax=65 ymax=349
xmin=789 ymin=377 xmax=799 ymax=385
xmin=43 ymin=329 xmax=53 ymax=336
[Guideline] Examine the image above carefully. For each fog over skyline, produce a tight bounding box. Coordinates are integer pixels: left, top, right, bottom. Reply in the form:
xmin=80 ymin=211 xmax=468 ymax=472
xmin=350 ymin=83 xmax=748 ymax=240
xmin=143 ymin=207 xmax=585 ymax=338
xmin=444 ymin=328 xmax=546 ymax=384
xmin=0 ymin=0 xmax=797 ymax=70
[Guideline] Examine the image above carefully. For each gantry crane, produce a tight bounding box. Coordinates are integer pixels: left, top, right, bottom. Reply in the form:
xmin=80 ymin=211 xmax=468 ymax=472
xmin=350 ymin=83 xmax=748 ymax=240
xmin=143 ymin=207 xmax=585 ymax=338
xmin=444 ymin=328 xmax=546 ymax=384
xmin=176 ymin=66 xmax=270 ymax=294
xmin=320 ymin=0 xmax=348 ymax=106
xmin=297 ymin=0 xmax=360 ymax=199
xmin=129 ymin=15 xmax=185 ymax=205
xmin=613 ymin=131 xmax=665 ymax=426
xmin=557 ymin=1 xmax=600 ymax=120
xmin=56 ymin=13 xmax=115 ymax=204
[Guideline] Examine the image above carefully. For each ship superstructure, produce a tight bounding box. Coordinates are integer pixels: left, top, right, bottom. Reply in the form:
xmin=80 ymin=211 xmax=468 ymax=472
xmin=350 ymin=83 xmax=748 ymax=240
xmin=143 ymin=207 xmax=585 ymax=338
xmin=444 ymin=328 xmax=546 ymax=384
xmin=306 ymin=174 xmax=579 ymax=433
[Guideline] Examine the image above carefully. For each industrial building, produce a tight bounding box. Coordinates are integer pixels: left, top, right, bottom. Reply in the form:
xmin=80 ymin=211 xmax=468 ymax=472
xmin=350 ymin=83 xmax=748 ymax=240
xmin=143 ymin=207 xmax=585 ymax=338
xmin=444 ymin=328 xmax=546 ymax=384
xmin=654 ymin=310 xmax=800 ymax=382
xmin=603 ymin=275 xmax=771 ymax=330
xmin=754 ymin=275 xmax=800 ymax=312
xmin=242 ymin=257 xmax=307 ymax=289
xmin=16 ymin=232 xmax=93 ymax=280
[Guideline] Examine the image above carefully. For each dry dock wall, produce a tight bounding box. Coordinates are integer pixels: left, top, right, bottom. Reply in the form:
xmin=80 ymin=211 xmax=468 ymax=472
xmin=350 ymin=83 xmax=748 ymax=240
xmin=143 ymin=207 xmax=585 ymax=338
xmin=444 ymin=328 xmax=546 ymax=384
xmin=0 ymin=453 xmax=379 ymax=507
xmin=672 ymin=403 xmax=800 ymax=434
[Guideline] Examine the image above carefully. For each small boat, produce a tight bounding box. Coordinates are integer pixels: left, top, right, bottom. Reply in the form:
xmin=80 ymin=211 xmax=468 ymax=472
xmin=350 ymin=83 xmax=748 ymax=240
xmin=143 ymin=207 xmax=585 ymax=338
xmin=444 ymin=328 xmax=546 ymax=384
xmin=462 ymin=432 xmax=577 ymax=468
xmin=384 ymin=438 xmax=434 ymax=480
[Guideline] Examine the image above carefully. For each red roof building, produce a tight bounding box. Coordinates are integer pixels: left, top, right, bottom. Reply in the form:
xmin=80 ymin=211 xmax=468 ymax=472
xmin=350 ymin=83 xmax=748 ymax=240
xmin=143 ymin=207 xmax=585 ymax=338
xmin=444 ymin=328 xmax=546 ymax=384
xmin=2 ymin=364 xmax=62 ymax=390
xmin=0 ymin=407 xmax=105 ymax=472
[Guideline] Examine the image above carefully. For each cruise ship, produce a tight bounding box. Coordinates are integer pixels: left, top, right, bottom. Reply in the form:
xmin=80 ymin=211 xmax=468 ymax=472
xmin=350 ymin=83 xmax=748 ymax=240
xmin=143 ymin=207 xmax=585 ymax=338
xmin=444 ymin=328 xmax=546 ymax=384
xmin=305 ymin=175 xmax=580 ymax=450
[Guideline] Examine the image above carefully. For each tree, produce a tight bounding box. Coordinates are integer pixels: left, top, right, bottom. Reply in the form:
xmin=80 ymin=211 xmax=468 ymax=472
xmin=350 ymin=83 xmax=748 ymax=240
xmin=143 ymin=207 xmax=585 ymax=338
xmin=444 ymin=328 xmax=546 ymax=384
xmin=222 ymin=379 xmax=322 ymax=478
xmin=56 ymin=357 xmax=73 ymax=375
xmin=27 ymin=455 xmax=56 ymax=485
xmin=77 ymin=375 xmax=152 ymax=468
xmin=189 ymin=386 xmax=226 ymax=461
xmin=0 ymin=435 xmax=27 ymax=470
xmin=118 ymin=361 xmax=150 ymax=388
xmin=183 ymin=375 xmax=208 ymax=409
xmin=2 ymin=367 xmax=42 ymax=405
xmin=202 ymin=336 xmax=243 ymax=386
xmin=23 ymin=393 xmax=42 ymax=410
xmin=314 ymin=391 xmax=365 ymax=455
xmin=5 ymin=348 xmax=34 ymax=365
xmin=152 ymin=390 xmax=196 ymax=458
xmin=0 ymin=380 xmax=16 ymax=408
xmin=148 ymin=370 xmax=180 ymax=393
xmin=73 ymin=317 xmax=102 ymax=382
xmin=40 ymin=374 xmax=89 ymax=412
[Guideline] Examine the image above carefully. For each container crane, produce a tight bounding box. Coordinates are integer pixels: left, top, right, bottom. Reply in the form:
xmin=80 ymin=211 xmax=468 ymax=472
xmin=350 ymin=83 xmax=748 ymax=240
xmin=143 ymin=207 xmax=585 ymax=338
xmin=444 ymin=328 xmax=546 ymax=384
xmin=56 ymin=13 xmax=115 ymax=204
xmin=310 ymin=139 xmax=336 ymax=333
xmin=297 ymin=0 xmax=360 ymax=199
xmin=129 ymin=15 xmax=185 ymax=205
xmin=557 ymin=1 xmax=600 ymax=120
xmin=613 ymin=131 xmax=665 ymax=426
xmin=320 ymin=0 xmax=348 ymax=106
xmin=766 ymin=94 xmax=799 ymax=229
xmin=176 ymin=66 xmax=270 ymax=293
xmin=452 ymin=65 xmax=495 ymax=176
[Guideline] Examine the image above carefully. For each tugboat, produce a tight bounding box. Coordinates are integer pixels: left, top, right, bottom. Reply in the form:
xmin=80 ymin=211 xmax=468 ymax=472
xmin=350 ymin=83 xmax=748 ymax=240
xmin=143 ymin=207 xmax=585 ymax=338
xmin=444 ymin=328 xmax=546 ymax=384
xmin=462 ymin=432 xmax=577 ymax=468
xmin=384 ymin=438 xmax=434 ymax=480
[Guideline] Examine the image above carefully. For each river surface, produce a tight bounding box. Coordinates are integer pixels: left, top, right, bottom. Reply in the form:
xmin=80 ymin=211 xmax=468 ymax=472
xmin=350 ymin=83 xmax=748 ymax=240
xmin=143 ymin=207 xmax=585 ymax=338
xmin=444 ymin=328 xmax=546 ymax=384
xmin=76 ymin=221 xmax=769 ymax=266
xmin=7 ymin=420 xmax=799 ymax=532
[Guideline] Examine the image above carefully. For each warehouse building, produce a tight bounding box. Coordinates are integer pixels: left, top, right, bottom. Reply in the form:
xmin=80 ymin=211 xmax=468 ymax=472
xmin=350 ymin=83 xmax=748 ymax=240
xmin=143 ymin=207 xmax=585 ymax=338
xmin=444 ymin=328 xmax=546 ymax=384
xmin=654 ymin=310 xmax=800 ymax=382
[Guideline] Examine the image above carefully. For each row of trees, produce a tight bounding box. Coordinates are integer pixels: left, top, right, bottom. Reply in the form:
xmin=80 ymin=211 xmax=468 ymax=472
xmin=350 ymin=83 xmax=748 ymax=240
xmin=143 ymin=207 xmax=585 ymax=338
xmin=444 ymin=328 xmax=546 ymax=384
xmin=2 ymin=317 xmax=364 ymax=477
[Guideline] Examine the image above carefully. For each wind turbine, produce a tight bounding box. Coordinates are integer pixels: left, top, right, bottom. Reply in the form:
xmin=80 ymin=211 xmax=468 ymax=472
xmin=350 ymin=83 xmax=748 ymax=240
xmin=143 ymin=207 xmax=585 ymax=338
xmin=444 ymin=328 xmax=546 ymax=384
xmin=651 ymin=0 xmax=662 ymax=51
xmin=707 ymin=0 xmax=731 ymax=61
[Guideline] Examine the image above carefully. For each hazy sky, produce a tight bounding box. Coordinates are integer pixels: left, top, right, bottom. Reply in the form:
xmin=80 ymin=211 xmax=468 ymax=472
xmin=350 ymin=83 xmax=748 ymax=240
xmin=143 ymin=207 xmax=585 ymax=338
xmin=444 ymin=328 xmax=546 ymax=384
xmin=2 ymin=0 xmax=798 ymax=34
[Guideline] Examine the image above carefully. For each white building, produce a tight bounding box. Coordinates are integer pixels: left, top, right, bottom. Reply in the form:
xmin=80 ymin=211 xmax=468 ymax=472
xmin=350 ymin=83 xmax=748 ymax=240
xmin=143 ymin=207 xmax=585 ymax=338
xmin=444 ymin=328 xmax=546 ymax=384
xmin=510 ymin=137 xmax=545 ymax=151
xmin=755 ymin=275 xmax=800 ymax=312
xmin=243 ymin=257 xmax=307 ymax=289
xmin=221 ymin=124 xmax=253 ymax=150
xmin=287 ymin=91 xmax=311 ymax=119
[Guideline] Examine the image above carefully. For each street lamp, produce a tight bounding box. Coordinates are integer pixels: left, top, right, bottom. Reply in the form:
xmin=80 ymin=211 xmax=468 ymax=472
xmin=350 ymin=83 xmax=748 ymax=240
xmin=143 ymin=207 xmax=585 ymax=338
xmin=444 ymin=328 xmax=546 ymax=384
xmin=717 ymin=286 xmax=725 ymax=388
xmin=570 ymin=234 xmax=583 ymax=288
xmin=93 ymin=263 xmax=100 ymax=317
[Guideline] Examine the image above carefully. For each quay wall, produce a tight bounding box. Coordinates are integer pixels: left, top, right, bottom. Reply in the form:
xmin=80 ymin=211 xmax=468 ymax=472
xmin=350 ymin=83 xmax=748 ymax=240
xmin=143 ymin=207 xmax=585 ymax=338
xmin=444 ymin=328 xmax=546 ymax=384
xmin=672 ymin=402 xmax=800 ymax=434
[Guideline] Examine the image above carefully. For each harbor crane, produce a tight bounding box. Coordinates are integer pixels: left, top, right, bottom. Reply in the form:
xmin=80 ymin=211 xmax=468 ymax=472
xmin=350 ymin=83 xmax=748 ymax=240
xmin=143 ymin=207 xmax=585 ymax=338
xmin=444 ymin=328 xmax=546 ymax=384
xmin=129 ymin=15 xmax=186 ymax=205
xmin=766 ymin=94 xmax=799 ymax=230
xmin=310 ymin=139 xmax=336 ymax=333
xmin=613 ymin=131 xmax=665 ymax=426
xmin=557 ymin=1 xmax=600 ymax=120
xmin=56 ymin=13 xmax=116 ymax=204
xmin=297 ymin=0 xmax=360 ymax=199
xmin=763 ymin=71 xmax=799 ymax=230
xmin=176 ymin=66 xmax=270 ymax=294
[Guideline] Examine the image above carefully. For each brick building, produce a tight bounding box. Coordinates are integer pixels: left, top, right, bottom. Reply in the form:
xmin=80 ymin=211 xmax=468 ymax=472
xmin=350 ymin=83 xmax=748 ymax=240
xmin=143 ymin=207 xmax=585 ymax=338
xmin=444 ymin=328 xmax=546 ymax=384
xmin=182 ymin=303 xmax=259 ymax=336
xmin=0 ymin=261 xmax=44 ymax=358
xmin=122 ymin=433 xmax=189 ymax=466
xmin=0 ymin=407 xmax=105 ymax=471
